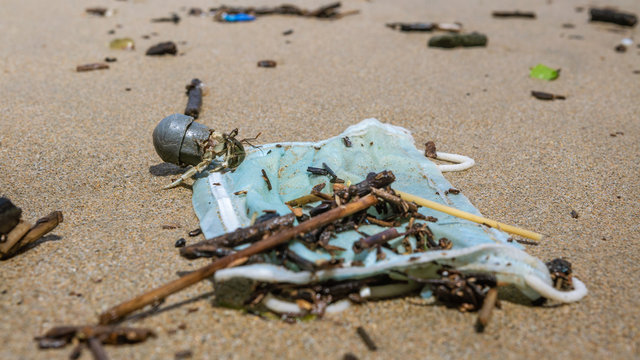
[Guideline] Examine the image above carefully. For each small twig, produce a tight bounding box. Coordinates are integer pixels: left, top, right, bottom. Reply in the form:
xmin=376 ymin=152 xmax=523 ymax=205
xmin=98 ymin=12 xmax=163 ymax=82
xmin=151 ymin=13 xmax=180 ymax=24
xmin=285 ymin=194 xmax=323 ymax=207
xmin=476 ymin=287 xmax=499 ymax=332
xmin=348 ymin=171 xmax=396 ymax=198
xmin=87 ymin=337 xmax=109 ymax=360
xmin=352 ymin=228 xmax=401 ymax=253
xmin=356 ymin=326 xmax=378 ymax=351
xmin=76 ymin=63 xmax=109 ymax=72
xmin=370 ymin=188 xmax=418 ymax=213
xmin=531 ymin=91 xmax=566 ymax=101
xmin=366 ymin=216 xmax=395 ymax=227
xmin=424 ymin=141 xmax=437 ymax=158
xmin=492 ymin=11 xmax=536 ymax=19
xmin=307 ymin=166 xmax=329 ymax=176
xmin=184 ymin=79 xmax=204 ymax=119
xmin=261 ymin=169 xmax=272 ymax=191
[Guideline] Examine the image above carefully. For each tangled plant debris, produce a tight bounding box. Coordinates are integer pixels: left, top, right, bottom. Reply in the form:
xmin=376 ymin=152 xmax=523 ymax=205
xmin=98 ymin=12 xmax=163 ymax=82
xmin=35 ymin=325 xmax=155 ymax=359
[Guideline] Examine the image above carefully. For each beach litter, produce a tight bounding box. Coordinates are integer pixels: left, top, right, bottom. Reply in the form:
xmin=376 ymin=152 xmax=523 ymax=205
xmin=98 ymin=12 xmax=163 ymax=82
xmin=34 ymin=325 xmax=156 ymax=359
xmin=428 ymin=32 xmax=487 ymax=48
xmin=109 ymin=38 xmax=135 ymax=51
xmin=151 ymin=13 xmax=180 ymax=24
xmin=220 ymin=13 xmax=256 ymax=22
xmin=386 ymin=22 xmax=463 ymax=32
xmin=589 ymin=8 xmax=637 ymax=27
xmin=492 ymin=11 xmax=536 ymax=19
xmin=257 ymin=60 xmax=277 ymax=68
xmin=184 ymin=79 xmax=206 ymax=119
xmin=614 ymin=38 xmax=633 ymax=53
xmin=146 ymin=41 xmax=178 ymax=56
xmin=531 ymin=91 xmax=566 ymax=101
xmin=0 ymin=197 xmax=63 ymax=260
xmin=92 ymin=117 xmax=587 ymax=331
xmin=529 ymin=64 xmax=559 ymax=80
xmin=86 ymin=7 xmax=114 ymax=17
xmin=76 ymin=63 xmax=109 ymax=72
xmin=210 ymin=2 xmax=358 ymax=22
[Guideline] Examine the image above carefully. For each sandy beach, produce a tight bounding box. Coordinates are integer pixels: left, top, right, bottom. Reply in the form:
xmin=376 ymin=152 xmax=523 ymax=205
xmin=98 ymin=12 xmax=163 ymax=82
xmin=1 ymin=0 xmax=639 ymax=358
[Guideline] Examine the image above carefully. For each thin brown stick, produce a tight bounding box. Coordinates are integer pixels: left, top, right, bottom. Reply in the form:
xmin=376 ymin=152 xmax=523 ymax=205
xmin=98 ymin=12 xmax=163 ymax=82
xmin=366 ymin=216 xmax=395 ymax=227
xmin=261 ymin=169 xmax=272 ymax=191
xmin=98 ymin=194 xmax=378 ymax=324
xmin=352 ymin=228 xmax=401 ymax=253
xmin=476 ymin=287 xmax=498 ymax=332
xmin=87 ymin=337 xmax=109 ymax=360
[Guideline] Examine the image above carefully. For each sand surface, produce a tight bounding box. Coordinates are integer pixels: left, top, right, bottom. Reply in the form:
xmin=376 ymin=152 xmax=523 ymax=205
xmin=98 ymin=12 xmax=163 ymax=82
xmin=1 ymin=0 xmax=639 ymax=359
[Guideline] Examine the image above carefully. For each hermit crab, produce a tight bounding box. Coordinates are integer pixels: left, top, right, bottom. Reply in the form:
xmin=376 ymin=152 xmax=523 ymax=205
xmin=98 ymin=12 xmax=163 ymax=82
xmin=152 ymin=113 xmax=247 ymax=189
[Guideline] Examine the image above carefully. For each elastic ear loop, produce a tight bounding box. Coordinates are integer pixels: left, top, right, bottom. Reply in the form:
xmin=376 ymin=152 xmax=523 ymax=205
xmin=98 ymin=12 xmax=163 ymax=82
xmin=525 ymin=275 xmax=588 ymax=303
xmin=435 ymin=152 xmax=475 ymax=172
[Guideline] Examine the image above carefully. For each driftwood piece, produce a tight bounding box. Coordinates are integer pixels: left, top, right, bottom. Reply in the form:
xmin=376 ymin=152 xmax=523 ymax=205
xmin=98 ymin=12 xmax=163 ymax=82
xmin=0 ymin=221 xmax=32 ymax=256
xmin=0 ymin=211 xmax=63 ymax=259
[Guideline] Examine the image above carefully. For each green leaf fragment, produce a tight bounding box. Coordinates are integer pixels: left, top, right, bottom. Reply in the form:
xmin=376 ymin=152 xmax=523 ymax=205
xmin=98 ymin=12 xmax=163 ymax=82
xmin=530 ymin=64 xmax=559 ymax=80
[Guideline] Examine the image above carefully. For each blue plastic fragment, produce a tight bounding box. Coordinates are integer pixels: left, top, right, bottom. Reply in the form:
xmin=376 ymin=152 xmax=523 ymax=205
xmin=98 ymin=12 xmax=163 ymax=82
xmin=221 ymin=13 xmax=256 ymax=22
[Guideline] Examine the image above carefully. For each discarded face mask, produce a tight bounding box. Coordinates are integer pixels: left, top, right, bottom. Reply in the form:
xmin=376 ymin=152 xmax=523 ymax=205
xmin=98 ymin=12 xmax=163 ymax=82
xmin=163 ymin=118 xmax=587 ymax=316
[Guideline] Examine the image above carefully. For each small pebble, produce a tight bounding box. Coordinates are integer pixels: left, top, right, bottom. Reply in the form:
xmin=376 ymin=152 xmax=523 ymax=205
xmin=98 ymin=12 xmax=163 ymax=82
xmin=174 ymin=238 xmax=186 ymax=248
xmin=146 ymin=41 xmax=178 ymax=56
xmin=615 ymin=44 xmax=627 ymax=53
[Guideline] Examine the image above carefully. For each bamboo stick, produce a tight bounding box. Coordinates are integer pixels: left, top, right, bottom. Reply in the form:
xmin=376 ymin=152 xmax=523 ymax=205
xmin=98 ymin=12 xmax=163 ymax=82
xmin=98 ymin=194 xmax=379 ymax=324
xmin=394 ymin=190 xmax=543 ymax=241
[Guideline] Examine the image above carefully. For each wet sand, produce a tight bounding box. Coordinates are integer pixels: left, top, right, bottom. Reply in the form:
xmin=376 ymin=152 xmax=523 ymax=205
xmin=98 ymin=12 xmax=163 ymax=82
xmin=1 ymin=0 xmax=639 ymax=358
